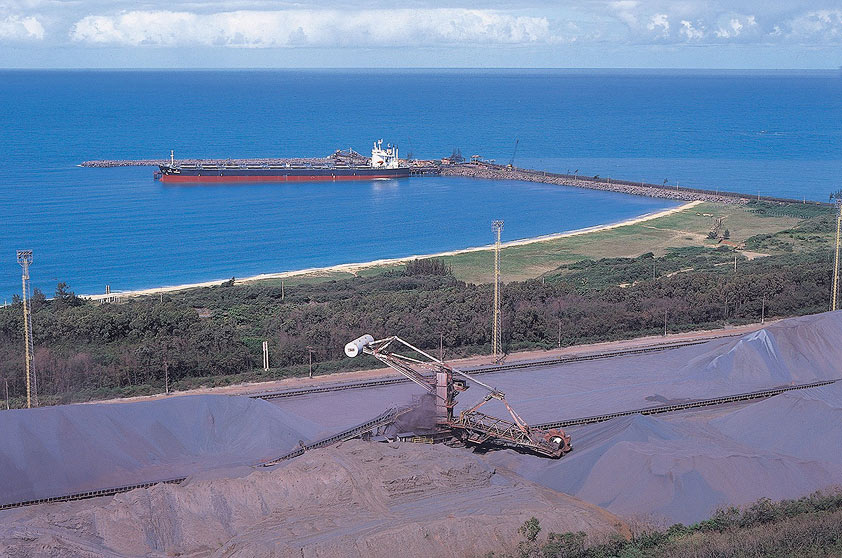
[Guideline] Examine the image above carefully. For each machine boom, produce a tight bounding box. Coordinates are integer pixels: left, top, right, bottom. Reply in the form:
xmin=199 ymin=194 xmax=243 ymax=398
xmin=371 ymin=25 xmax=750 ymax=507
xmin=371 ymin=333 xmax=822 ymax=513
xmin=345 ymin=335 xmax=571 ymax=458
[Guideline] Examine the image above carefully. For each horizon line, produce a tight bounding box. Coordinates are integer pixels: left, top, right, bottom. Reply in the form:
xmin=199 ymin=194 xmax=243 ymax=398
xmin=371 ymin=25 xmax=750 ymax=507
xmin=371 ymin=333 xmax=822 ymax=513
xmin=0 ymin=67 xmax=839 ymax=72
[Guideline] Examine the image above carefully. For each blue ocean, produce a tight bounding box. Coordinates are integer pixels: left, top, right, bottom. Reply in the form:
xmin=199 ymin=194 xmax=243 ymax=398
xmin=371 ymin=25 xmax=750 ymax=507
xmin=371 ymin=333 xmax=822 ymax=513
xmin=0 ymin=70 xmax=839 ymax=299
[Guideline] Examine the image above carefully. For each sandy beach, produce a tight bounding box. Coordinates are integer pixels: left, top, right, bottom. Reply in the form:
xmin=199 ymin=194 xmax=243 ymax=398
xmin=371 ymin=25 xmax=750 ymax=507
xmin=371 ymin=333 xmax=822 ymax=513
xmin=83 ymin=200 xmax=700 ymax=300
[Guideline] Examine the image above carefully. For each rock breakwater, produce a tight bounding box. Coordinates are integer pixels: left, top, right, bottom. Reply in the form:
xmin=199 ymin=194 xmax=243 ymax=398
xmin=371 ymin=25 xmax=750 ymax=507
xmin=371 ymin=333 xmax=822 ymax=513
xmin=441 ymin=163 xmax=819 ymax=205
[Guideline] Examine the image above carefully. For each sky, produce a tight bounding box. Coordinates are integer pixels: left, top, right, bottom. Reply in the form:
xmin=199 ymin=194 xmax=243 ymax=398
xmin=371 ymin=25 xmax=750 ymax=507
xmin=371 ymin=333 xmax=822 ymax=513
xmin=0 ymin=0 xmax=840 ymax=68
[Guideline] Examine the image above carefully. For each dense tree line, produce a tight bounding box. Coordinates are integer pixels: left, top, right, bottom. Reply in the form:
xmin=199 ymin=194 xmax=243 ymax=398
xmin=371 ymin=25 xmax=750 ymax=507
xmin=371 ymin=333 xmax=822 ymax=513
xmin=0 ymin=241 xmax=834 ymax=406
xmin=0 ymin=284 xmax=251 ymax=404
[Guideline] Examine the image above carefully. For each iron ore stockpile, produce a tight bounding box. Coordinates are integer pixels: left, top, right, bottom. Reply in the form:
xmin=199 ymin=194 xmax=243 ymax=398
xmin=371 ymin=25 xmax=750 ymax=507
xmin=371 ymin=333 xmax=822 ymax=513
xmin=79 ymin=149 xmax=371 ymax=168
xmin=0 ymin=441 xmax=625 ymax=557
xmin=1 ymin=312 xmax=842 ymax=556
xmin=80 ymin=158 xmax=332 ymax=167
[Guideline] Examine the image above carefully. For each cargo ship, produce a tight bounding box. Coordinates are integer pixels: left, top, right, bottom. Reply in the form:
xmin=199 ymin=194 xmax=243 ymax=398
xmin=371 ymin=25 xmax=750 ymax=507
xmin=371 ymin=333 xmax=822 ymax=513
xmin=157 ymin=140 xmax=410 ymax=183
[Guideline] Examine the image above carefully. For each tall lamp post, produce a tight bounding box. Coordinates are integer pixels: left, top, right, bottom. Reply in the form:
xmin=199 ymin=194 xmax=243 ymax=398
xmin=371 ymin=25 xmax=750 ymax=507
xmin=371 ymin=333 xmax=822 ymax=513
xmin=306 ymin=346 xmax=315 ymax=378
xmin=831 ymin=193 xmax=842 ymax=311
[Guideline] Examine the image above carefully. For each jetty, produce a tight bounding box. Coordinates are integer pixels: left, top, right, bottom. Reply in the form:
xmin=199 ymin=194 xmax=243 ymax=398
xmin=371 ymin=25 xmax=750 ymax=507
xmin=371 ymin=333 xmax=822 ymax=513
xmin=80 ymin=155 xmax=828 ymax=207
xmin=441 ymin=161 xmax=829 ymax=206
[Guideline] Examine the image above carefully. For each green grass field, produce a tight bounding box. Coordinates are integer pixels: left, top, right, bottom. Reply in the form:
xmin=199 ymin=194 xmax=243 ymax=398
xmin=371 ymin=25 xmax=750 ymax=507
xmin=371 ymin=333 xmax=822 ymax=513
xmin=425 ymin=201 xmax=807 ymax=283
xmin=246 ymin=200 xmax=827 ymax=287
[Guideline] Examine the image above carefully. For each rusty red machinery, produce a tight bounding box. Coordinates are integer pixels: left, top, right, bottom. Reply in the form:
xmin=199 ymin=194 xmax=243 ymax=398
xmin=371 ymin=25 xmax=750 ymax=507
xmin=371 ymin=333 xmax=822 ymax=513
xmin=345 ymin=335 xmax=571 ymax=458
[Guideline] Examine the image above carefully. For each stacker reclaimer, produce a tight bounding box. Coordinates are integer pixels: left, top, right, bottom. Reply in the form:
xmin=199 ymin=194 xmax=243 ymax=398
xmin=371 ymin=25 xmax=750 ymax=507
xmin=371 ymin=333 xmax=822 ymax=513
xmin=345 ymin=334 xmax=571 ymax=458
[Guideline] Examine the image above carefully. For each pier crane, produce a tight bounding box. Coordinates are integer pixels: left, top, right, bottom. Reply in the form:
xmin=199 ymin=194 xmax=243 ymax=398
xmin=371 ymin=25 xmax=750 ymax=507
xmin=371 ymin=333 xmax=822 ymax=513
xmin=506 ymin=139 xmax=519 ymax=170
xmin=345 ymin=334 xmax=571 ymax=458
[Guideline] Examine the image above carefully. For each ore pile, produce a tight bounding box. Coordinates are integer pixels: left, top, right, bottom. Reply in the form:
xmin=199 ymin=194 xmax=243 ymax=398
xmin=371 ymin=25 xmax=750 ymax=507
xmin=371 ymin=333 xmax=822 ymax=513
xmin=0 ymin=441 xmax=627 ymax=558
xmin=0 ymin=395 xmax=319 ymax=505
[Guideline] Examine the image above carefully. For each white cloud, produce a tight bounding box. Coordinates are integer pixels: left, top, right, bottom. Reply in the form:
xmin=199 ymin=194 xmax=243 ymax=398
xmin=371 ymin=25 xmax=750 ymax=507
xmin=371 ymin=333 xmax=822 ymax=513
xmin=787 ymin=9 xmax=842 ymax=42
xmin=0 ymin=14 xmax=44 ymax=40
xmin=603 ymin=1 xmax=842 ymax=45
xmin=7 ymin=0 xmax=842 ymax=56
xmin=646 ymin=13 xmax=670 ymax=36
xmin=680 ymin=20 xmax=704 ymax=40
xmin=609 ymin=0 xmax=639 ymax=27
xmin=69 ymin=9 xmax=556 ymax=47
xmin=714 ymin=15 xmax=757 ymax=38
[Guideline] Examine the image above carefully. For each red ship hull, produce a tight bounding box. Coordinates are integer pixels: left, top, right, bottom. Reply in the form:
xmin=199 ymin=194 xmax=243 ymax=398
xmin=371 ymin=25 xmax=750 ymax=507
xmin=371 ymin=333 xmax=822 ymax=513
xmin=158 ymin=165 xmax=411 ymax=184
xmin=160 ymin=174 xmax=406 ymax=183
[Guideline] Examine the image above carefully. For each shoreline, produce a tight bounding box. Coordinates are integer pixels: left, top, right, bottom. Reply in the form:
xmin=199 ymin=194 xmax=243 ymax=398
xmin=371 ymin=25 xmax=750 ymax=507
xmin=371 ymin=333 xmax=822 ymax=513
xmin=83 ymin=200 xmax=700 ymax=300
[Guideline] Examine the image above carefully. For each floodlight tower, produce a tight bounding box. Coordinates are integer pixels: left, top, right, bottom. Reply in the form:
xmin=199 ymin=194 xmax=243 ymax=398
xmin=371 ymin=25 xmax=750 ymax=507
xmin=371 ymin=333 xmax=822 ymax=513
xmin=16 ymin=250 xmax=37 ymax=408
xmin=834 ymin=200 xmax=842 ymax=311
xmin=492 ymin=220 xmax=504 ymax=359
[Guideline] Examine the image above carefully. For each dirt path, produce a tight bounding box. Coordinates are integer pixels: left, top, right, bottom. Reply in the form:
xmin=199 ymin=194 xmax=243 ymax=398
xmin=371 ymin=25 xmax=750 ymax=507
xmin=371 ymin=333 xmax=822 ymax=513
xmin=95 ymin=319 xmax=773 ymax=405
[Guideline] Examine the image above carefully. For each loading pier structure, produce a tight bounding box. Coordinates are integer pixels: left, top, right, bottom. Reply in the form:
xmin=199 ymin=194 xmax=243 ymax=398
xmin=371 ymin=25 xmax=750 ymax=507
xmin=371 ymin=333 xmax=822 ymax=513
xmin=81 ymin=151 xmax=829 ymax=207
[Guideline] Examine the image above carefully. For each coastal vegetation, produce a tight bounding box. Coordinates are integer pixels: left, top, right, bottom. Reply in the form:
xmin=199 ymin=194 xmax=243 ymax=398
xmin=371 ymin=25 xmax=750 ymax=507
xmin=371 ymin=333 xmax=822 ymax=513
xmin=493 ymin=489 xmax=842 ymax=558
xmin=0 ymin=201 xmax=834 ymax=407
xmin=284 ymin=200 xmax=806 ymax=284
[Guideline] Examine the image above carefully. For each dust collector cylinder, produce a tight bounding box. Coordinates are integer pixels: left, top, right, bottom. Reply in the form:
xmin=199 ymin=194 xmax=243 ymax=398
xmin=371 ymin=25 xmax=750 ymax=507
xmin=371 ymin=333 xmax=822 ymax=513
xmin=345 ymin=334 xmax=374 ymax=358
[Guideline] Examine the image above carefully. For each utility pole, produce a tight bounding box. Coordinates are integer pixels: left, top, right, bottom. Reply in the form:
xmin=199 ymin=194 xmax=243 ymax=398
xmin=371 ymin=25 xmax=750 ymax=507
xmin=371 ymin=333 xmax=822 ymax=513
xmin=16 ymin=250 xmax=36 ymax=408
xmin=492 ymin=220 xmax=504 ymax=360
xmin=307 ymin=345 xmax=314 ymax=378
xmin=4 ymin=378 xmax=8 ymax=410
xmin=262 ymin=340 xmax=269 ymax=371
xmin=162 ymin=341 xmax=170 ymax=395
xmin=664 ymin=309 xmax=668 ymax=337
xmin=557 ymin=317 xmax=562 ymax=348
xmin=439 ymin=332 xmax=443 ymax=361
xmin=281 ymin=279 xmax=285 ymax=301
xmin=761 ymin=294 xmax=766 ymax=324
xmin=734 ymin=255 xmax=737 ymax=273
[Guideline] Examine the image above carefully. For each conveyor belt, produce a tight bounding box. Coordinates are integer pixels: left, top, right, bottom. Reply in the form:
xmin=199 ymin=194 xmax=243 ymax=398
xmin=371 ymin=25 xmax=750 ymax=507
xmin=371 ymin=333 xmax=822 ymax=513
xmin=258 ymin=407 xmax=408 ymax=466
xmin=0 ymin=477 xmax=186 ymax=511
xmin=535 ymin=379 xmax=840 ymax=430
xmin=0 ymin=409 xmax=406 ymax=511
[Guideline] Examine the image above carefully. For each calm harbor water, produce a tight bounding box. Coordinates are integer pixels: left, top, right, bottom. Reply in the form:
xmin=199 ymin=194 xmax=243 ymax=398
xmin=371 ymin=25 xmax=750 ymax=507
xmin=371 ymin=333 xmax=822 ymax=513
xmin=0 ymin=70 xmax=839 ymax=298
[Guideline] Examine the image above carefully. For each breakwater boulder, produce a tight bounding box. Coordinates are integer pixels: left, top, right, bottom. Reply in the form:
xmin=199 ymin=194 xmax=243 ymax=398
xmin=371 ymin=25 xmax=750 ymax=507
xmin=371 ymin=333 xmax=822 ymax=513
xmin=442 ymin=162 xmax=759 ymax=204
